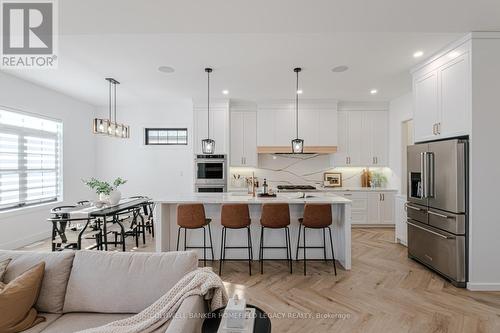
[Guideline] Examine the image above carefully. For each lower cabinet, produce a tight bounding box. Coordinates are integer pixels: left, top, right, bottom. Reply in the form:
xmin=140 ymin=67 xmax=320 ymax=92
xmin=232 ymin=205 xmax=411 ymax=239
xmin=337 ymin=191 xmax=395 ymax=225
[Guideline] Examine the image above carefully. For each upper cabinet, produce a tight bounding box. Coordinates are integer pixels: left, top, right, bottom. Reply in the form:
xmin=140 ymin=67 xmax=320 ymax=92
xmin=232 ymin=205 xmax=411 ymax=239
xmin=230 ymin=110 xmax=257 ymax=167
xmin=193 ymin=101 xmax=229 ymax=154
xmin=412 ymin=42 xmax=471 ymax=143
xmin=334 ymin=106 xmax=388 ymax=167
xmin=257 ymin=100 xmax=338 ymax=148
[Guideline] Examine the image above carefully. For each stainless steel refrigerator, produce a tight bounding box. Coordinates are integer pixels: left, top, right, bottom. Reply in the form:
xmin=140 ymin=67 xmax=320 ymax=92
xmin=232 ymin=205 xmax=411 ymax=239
xmin=406 ymin=138 xmax=468 ymax=287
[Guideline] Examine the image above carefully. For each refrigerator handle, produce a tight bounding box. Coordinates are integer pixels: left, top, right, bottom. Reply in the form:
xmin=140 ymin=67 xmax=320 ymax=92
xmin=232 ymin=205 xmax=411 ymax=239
xmin=420 ymin=152 xmax=427 ymax=198
xmin=427 ymin=152 xmax=435 ymax=198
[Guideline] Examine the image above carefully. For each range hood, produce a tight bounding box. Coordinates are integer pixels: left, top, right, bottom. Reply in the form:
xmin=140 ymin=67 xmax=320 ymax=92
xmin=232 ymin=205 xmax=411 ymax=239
xmin=257 ymin=146 xmax=337 ymax=154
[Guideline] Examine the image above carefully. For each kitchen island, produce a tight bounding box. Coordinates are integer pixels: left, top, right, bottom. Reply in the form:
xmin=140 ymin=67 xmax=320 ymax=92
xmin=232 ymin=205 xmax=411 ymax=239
xmin=154 ymin=193 xmax=352 ymax=270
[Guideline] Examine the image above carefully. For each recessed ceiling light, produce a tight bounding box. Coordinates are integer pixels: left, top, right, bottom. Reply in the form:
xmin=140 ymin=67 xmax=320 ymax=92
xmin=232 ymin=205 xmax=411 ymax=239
xmin=331 ymin=65 xmax=349 ymax=73
xmin=370 ymin=89 xmax=378 ymax=95
xmin=222 ymin=90 xmax=229 ymax=95
xmin=158 ymin=66 xmax=175 ymax=73
xmin=413 ymin=51 xmax=424 ymax=58
xmin=297 ymin=89 xmax=303 ymax=94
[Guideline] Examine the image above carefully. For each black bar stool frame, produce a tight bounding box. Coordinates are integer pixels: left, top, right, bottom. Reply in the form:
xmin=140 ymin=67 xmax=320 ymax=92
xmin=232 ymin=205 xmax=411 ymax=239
xmin=296 ymin=223 xmax=337 ymax=276
xmin=219 ymin=226 xmax=253 ymax=276
xmin=259 ymin=226 xmax=292 ymax=274
xmin=176 ymin=221 xmax=215 ymax=267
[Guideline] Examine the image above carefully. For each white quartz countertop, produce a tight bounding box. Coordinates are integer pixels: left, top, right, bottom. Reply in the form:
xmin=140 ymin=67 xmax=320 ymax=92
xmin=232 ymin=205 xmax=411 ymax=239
xmin=155 ymin=192 xmax=352 ymax=204
xmin=318 ymin=187 xmax=398 ymax=192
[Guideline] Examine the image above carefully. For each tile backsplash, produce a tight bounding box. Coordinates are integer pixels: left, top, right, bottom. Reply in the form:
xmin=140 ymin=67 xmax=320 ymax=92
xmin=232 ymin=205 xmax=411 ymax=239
xmin=229 ymin=154 xmax=393 ymax=190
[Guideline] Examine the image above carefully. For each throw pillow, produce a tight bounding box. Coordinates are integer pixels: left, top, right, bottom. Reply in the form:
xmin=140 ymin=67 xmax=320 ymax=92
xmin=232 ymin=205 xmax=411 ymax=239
xmin=0 ymin=262 xmax=46 ymax=333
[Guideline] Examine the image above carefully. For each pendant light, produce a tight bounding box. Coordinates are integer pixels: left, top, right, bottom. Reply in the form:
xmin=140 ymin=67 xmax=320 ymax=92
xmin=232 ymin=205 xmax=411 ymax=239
xmin=93 ymin=78 xmax=130 ymax=138
xmin=291 ymin=67 xmax=304 ymax=153
xmin=201 ymin=68 xmax=215 ymax=154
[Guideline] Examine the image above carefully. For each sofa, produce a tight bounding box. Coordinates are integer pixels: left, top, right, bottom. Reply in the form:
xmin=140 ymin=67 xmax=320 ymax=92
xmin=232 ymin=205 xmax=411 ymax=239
xmin=0 ymin=250 xmax=207 ymax=333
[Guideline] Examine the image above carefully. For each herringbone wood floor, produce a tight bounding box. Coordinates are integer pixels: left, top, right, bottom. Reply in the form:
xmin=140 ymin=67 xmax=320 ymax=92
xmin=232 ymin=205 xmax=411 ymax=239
xmin=219 ymin=228 xmax=500 ymax=333
xmin=21 ymin=228 xmax=500 ymax=332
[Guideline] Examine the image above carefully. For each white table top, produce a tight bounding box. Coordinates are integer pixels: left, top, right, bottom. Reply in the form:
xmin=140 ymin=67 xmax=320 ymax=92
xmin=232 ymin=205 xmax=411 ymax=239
xmin=155 ymin=193 xmax=352 ymax=204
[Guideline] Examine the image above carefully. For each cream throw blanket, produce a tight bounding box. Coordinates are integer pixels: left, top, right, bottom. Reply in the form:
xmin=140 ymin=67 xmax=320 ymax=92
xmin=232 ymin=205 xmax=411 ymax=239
xmin=77 ymin=268 xmax=228 ymax=333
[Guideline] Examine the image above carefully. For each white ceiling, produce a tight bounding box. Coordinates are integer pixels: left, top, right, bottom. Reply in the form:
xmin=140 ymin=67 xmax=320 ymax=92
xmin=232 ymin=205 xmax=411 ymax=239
xmin=3 ymin=0 xmax=500 ymax=107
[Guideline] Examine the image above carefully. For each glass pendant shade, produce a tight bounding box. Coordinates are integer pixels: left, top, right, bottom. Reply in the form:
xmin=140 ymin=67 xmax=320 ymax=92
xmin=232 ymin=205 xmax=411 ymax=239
xmin=202 ymin=138 xmax=215 ymax=154
xmin=292 ymin=138 xmax=304 ymax=154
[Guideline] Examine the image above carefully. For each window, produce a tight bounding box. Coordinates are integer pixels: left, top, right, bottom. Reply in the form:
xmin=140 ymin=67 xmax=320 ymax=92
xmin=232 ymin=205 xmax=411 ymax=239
xmin=0 ymin=108 xmax=62 ymax=211
xmin=145 ymin=128 xmax=187 ymax=145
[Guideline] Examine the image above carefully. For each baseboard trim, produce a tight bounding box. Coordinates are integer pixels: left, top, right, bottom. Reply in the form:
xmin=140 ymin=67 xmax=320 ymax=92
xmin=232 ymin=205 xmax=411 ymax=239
xmin=0 ymin=231 xmax=49 ymax=250
xmin=467 ymin=283 xmax=500 ymax=291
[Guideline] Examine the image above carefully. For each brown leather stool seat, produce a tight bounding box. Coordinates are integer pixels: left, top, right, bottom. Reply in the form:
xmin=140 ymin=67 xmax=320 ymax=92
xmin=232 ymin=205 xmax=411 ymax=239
xmin=296 ymin=204 xmax=337 ymax=276
xmin=219 ymin=204 xmax=253 ymax=275
xmin=259 ymin=204 xmax=292 ymax=274
xmin=176 ymin=204 xmax=214 ymax=266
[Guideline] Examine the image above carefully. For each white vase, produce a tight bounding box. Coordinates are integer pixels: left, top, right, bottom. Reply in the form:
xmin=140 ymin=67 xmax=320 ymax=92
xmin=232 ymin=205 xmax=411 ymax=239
xmin=99 ymin=190 xmax=121 ymax=205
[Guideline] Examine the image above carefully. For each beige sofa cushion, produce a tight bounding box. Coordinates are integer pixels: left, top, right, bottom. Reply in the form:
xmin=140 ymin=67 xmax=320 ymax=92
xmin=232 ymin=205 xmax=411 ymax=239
xmin=63 ymin=250 xmax=198 ymax=314
xmin=39 ymin=313 xmax=170 ymax=333
xmin=0 ymin=251 xmax=75 ymax=314
xmin=21 ymin=314 xmax=60 ymax=333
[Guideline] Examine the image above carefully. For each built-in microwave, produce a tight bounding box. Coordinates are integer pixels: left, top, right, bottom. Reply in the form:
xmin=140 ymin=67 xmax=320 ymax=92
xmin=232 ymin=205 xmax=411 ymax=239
xmin=194 ymin=154 xmax=227 ymax=185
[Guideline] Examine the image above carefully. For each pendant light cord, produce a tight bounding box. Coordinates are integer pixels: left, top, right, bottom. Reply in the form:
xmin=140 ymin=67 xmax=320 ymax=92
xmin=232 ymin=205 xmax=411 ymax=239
xmin=207 ymin=69 xmax=210 ymax=140
xmin=113 ymin=82 xmax=117 ymax=123
xmin=295 ymin=69 xmax=299 ymax=139
xmin=108 ymin=80 xmax=112 ymax=122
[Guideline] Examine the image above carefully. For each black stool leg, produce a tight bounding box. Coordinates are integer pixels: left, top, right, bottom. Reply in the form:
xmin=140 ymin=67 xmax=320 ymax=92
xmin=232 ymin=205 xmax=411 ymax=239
xmin=303 ymin=226 xmax=307 ymax=276
xmin=259 ymin=226 xmax=264 ymax=274
xmin=208 ymin=223 xmax=215 ymax=260
xmin=219 ymin=227 xmax=225 ymax=275
xmin=176 ymin=227 xmax=181 ymax=251
xmin=296 ymin=223 xmax=302 ymax=260
xmin=323 ymin=228 xmax=327 ymax=262
xmin=183 ymin=228 xmax=187 ymax=251
xmin=328 ymin=227 xmax=337 ymax=276
xmin=285 ymin=227 xmax=292 ymax=274
xmin=247 ymin=226 xmax=252 ymax=276
xmin=203 ymin=226 xmax=207 ymax=267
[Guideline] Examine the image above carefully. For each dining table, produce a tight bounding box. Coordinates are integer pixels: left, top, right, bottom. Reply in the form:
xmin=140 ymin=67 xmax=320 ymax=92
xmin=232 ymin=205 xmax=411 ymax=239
xmin=49 ymin=197 xmax=151 ymax=251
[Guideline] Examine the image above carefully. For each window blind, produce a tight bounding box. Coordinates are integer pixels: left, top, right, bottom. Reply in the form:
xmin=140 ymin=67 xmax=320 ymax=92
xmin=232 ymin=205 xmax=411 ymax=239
xmin=0 ymin=108 xmax=62 ymax=210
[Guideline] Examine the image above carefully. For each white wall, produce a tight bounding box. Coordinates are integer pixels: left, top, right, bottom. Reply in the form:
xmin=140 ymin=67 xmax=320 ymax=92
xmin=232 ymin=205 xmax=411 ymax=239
xmin=0 ymin=72 xmax=96 ymax=249
xmin=388 ymin=93 xmax=413 ymax=193
xmin=468 ymin=37 xmax=500 ymax=290
xmin=94 ymin=100 xmax=194 ymax=199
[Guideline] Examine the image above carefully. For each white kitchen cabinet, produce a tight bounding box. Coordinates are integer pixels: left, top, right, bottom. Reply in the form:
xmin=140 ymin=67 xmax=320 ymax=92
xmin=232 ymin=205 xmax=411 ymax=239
xmin=318 ymin=109 xmax=338 ymax=146
xmin=257 ymin=101 xmax=337 ymax=148
xmin=362 ymin=111 xmax=388 ymax=166
xmin=414 ymin=71 xmax=439 ymax=142
xmin=193 ymin=105 xmax=228 ymax=154
xmin=439 ymin=53 xmax=470 ymax=138
xmin=230 ymin=111 xmax=257 ymax=167
xmin=337 ymin=192 xmax=368 ymax=225
xmin=380 ymin=192 xmax=395 ymax=224
xmin=334 ymin=111 xmax=388 ymax=167
xmin=337 ymin=191 xmax=394 ymax=225
xmin=412 ymin=47 xmax=471 ymax=143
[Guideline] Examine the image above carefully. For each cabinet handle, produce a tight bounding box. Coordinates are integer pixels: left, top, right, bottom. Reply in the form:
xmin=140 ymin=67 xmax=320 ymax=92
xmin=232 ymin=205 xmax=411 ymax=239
xmin=432 ymin=124 xmax=437 ymax=135
xmin=437 ymin=123 xmax=441 ymax=135
xmin=375 ymin=157 xmax=378 ymax=164
xmin=382 ymin=193 xmax=384 ymax=201
xmin=243 ymin=157 xmax=246 ymax=165
xmin=407 ymin=221 xmax=455 ymax=239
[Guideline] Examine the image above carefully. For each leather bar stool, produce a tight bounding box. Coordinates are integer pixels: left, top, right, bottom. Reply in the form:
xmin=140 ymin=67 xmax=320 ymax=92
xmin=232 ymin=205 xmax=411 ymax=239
xmin=296 ymin=204 xmax=337 ymax=276
xmin=259 ymin=203 xmax=292 ymax=274
xmin=219 ymin=204 xmax=253 ymax=276
xmin=176 ymin=204 xmax=214 ymax=267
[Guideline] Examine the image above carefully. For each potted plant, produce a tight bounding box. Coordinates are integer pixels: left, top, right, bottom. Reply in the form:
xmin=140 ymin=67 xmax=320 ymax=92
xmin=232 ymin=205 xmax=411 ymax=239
xmin=83 ymin=177 xmax=127 ymax=205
